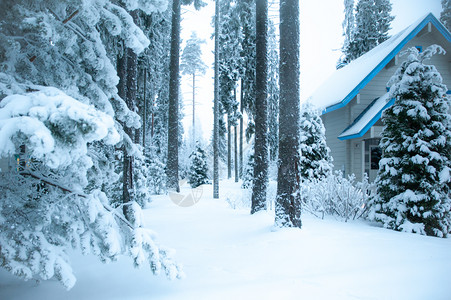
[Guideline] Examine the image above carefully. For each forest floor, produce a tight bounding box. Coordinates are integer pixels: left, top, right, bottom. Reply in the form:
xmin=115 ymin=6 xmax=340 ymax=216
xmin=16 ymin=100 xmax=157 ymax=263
xmin=1 ymin=179 xmax=451 ymax=300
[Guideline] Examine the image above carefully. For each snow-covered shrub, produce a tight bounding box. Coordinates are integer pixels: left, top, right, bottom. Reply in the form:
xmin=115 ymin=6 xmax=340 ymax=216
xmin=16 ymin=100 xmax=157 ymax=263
xmin=371 ymin=45 xmax=451 ymax=237
xmin=188 ymin=142 xmax=209 ymax=188
xmin=302 ymin=171 xmax=374 ymax=222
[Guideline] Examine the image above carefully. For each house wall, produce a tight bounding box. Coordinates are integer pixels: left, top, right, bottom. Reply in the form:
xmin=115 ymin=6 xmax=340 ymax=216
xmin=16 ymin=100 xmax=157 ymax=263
xmin=0 ymin=157 xmax=12 ymax=173
xmin=324 ymin=24 xmax=451 ymax=182
xmin=321 ymin=104 xmax=350 ymax=176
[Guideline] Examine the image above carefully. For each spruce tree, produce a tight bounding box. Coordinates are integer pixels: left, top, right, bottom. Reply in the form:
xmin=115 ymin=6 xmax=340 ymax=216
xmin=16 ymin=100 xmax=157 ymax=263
xmin=299 ymin=102 xmax=333 ymax=182
xmin=188 ymin=143 xmax=209 ymax=188
xmin=342 ymin=0 xmax=394 ymax=64
xmin=372 ymin=45 xmax=451 ymax=237
xmin=441 ymin=0 xmax=451 ymax=32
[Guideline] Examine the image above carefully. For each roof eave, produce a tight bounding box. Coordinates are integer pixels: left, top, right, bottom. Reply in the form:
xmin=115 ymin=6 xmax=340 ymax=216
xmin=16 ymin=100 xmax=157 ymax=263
xmin=324 ymin=13 xmax=450 ymax=115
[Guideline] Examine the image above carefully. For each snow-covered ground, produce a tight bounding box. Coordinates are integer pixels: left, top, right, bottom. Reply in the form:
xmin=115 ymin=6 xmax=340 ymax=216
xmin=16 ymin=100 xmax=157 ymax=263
xmin=1 ymin=179 xmax=450 ymax=300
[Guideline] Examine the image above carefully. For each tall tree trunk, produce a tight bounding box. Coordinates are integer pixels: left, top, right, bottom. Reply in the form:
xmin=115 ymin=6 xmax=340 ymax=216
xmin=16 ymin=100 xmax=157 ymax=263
xmin=167 ymin=0 xmax=181 ymax=192
xmin=227 ymin=114 xmax=232 ymax=179
xmin=239 ymin=78 xmax=244 ymax=178
xmin=275 ymin=0 xmax=301 ymax=228
xmin=128 ymin=10 xmax=139 ymax=145
xmin=117 ymin=47 xmax=131 ymax=217
xmin=213 ymin=0 xmax=220 ymax=199
xmin=142 ymin=69 xmax=147 ymax=152
xmin=251 ymin=0 xmax=268 ymax=214
xmin=192 ymin=72 xmax=196 ymax=145
xmin=234 ymin=125 xmax=238 ymax=183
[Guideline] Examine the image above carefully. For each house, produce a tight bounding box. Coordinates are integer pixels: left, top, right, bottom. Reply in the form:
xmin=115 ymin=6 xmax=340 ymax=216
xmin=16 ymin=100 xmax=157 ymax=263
xmin=309 ymin=13 xmax=451 ymax=182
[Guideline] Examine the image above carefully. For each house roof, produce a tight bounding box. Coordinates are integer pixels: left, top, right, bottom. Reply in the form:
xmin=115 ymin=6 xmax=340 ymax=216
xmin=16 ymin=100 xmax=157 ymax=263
xmin=309 ymin=13 xmax=451 ymax=114
xmin=338 ymin=93 xmax=395 ymax=140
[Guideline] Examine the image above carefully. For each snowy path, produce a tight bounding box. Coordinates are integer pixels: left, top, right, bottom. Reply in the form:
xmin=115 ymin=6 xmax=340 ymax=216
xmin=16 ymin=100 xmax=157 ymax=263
xmin=1 ymin=180 xmax=451 ymax=299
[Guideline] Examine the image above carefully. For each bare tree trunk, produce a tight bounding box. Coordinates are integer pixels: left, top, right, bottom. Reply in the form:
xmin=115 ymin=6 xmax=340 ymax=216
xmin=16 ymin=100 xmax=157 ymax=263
xmin=167 ymin=0 xmax=181 ymax=192
xmin=213 ymin=0 xmax=220 ymax=199
xmin=193 ymin=72 xmax=196 ymax=145
xmin=239 ymin=78 xmax=244 ymax=178
xmin=143 ymin=69 xmax=147 ymax=151
xmin=275 ymin=0 xmax=301 ymax=228
xmin=234 ymin=125 xmax=238 ymax=183
xmin=251 ymin=0 xmax=268 ymax=214
xmin=227 ymin=114 xmax=232 ymax=179
xmin=117 ymin=46 xmax=131 ymax=217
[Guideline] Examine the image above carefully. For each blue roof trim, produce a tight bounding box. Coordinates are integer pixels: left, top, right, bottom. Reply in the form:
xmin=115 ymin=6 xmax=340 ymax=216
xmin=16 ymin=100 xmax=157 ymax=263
xmin=324 ymin=13 xmax=451 ymax=115
xmin=338 ymin=98 xmax=396 ymax=140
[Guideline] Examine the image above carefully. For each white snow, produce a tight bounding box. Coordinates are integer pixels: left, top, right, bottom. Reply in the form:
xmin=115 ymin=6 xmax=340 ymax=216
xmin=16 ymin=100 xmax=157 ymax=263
xmin=339 ymin=92 xmax=391 ymax=138
xmin=1 ymin=179 xmax=450 ymax=299
xmin=309 ymin=13 xmax=431 ymax=110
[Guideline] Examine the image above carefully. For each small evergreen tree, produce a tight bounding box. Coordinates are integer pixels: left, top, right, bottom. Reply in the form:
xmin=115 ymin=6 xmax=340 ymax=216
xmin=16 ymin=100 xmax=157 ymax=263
xmin=441 ymin=0 xmax=451 ymax=32
xmin=241 ymin=150 xmax=255 ymax=189
xmin=372 ymin=45 xmax=451 ymax=237
xmin=188 ymin=143 xmax=209 ymax=188
xmin=299 ymin=102 xmax=333 ymax=182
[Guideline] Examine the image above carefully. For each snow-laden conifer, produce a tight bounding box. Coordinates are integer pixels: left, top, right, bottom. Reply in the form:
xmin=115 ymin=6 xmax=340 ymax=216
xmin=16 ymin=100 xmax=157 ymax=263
xmin=0 ymin=0 xmax=183 ymax=288
xmin=341 ymin=0 xmax=394 ymax=64
xmin=441 ymin=0 xmax=451 ymax=32
xmin=299 ymin=101 xmax=333 ymax=182
xmin=372 ymin=45 xmax=451 ymax=237
xmin=188 ymin=142 xmax=209 ymax=188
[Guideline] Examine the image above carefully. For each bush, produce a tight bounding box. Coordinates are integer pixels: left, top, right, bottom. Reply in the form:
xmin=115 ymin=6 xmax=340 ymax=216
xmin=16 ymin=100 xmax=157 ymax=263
xmin=301 ymin=171 xmax=375 ymax=222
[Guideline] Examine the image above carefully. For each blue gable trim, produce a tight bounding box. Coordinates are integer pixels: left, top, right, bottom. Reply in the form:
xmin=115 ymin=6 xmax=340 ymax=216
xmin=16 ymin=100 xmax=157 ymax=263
xmin=338 ymin=98 xmax=396 ymax=140
xmin=324 ymin=13 xmax=451 ymax=115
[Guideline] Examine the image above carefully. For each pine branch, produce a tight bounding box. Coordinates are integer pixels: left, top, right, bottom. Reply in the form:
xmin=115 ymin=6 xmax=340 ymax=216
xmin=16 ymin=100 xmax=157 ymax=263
xmin=19 ymin=171 xmax=135 ymax=230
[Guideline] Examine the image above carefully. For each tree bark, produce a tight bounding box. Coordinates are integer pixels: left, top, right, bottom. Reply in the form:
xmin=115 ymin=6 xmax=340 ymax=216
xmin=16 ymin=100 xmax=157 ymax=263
xmin=251 ymin=0 xmax=268 ymax=214
xmin=143 ymin=69 xmax=147 ymax=151
xmin=239 ymin=79 xmax=244 ymax=178
xmin=234 ymin=125 xmax=238 ymax=183
xmin=275 ymin=0 xmax=301 ymax=228
xmin=227 ymin=114 xmax=232 ymax=179
xmin=213 ymin=0 xmax=220 ymax=199
xmin=193 ymin=72 xmax=196 ymax=145
xmin=117 ymin=47 xmax=131 ymax=216
xmin=167 ymin=0 xmax=181 ymax=192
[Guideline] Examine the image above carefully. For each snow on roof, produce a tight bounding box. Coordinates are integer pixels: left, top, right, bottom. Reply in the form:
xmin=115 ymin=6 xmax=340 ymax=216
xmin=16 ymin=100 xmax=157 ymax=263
xmin=338 ymin=92 xmax=394 ymax=140
xmin=309 ymin=13 xmax=450 ymax=114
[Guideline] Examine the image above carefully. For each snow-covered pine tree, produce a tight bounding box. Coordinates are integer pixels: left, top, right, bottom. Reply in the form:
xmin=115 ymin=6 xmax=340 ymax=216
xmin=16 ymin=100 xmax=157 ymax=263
xmin=337 ymin=0 xmax=355 ymax=68
xmin=372 ymin=45 xmax=451 ymax=237
xmin=441 ymin=0 xmax=451 ymax=32
xmin=188 ymin=142 xmax=209 ymax=188
xmin=241 ymin=149 xmax=255 ymax=189
xmin=299 ymin=102 xmax=333 ymax=182
xmin=343 ymin=0 xmax=394 ymax=64
xmin=0 ymin=0 xmax=182 ymax=288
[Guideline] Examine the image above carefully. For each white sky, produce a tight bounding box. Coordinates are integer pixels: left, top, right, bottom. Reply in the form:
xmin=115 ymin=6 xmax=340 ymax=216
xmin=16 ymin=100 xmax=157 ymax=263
xmin=180 ymin=0 xmax=442 ymax=141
